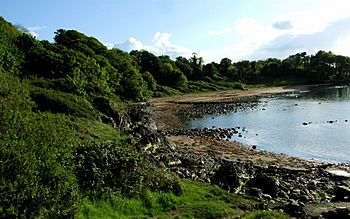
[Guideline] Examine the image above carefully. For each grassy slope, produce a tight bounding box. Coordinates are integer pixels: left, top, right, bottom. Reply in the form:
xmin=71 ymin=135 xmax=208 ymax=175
xmin=77 ymin=180 xmax=290 ymax=219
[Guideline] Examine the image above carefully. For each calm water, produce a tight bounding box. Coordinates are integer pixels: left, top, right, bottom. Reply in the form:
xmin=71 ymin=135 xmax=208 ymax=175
xmin=190 ymin=86 xmax=350 ymax=163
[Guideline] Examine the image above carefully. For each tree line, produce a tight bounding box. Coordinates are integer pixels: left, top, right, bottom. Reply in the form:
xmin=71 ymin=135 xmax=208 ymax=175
xmin=1 ymin=16 xmax=350 ymax=102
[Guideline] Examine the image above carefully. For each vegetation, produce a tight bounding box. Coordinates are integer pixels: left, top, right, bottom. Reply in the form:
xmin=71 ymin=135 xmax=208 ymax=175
xmin=0 ymin=15 xmax=349 ymax=218
xmin=77 ymin=180 xmax=290 ymax=219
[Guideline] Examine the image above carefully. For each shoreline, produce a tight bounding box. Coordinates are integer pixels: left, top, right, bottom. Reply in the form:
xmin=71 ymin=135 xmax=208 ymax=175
xmin=147 ymin=84 xmax=350 ymax=217
xmin=150 ymin=84 xmax=347 ymax=166
xmin=150 ymin=84 xmax=328 ymax=107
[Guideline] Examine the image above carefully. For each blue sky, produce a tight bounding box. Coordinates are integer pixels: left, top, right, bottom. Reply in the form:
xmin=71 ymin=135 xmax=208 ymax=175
xmin=1 ymin=0 xmax=350 ymax=62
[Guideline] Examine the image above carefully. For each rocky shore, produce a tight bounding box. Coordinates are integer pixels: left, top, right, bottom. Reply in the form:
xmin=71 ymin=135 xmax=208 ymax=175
xmin=134 ymin=86 xmax=350 ymax=218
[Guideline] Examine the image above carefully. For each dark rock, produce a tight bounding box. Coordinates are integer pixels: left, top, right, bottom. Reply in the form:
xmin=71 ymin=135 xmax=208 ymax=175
xmin=332 ymin=186 xmax=350 ymax=202
xmin=261 ymin=193 xmax=272 ymax=200
xmin=211 ymin=160 xmax=255 ymax=193
xmin=321 ymin=207 xmax=350 ymax=219
xmin=249 ymin=187 xmax=263 ymax=198
xmin=284 ymin=200 xmax=304 ymax=218
xmin=246 ymin=173 xmax=279 ymax=197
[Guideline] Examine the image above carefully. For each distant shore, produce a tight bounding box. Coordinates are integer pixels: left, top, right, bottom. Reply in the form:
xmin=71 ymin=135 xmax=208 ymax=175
xmin=150 ymin=84 xmax=330 ymax=107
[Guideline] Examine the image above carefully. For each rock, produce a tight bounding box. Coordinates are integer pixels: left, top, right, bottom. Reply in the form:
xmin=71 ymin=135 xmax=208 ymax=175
xmin=285 ymin=200 xmax=304 ymax=218
xmin=304 ymin=202 xmax=350 ymax=218
xmin=321 ymin=207 xmax=350 ymax=219
xmin=326 ymin=169 xmax=350 ymax=178
xmin=332 ymin=186 xmax=350 ymax=202
xmin=211 ymin=160 xmax=254 ymax=193
xmin=261 ymin=193 xmax=272 ymax=200
xmin=247 ymin=173 xmax=279 ymax=197
xmin=168 ymin=159 xmax=182 ymax=166
xmin=249 ymin=187 xmax=263 ymax=198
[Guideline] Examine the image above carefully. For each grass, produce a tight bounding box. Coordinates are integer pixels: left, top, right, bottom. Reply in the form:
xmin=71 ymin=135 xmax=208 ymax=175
xmin=69 ymin=116 xmax=126 ymax=142
xmin=77 ymin=180 xmax=290 ymax=219
xmin=240 ymin=210 xmax=290 ymax=219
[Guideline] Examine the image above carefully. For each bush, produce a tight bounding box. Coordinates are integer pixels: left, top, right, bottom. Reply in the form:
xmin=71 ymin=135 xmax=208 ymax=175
xmin=0 ymin=73 xmax=33 ymax=112
xmin=0 ymin=112 xmax=80 ymax=218
xmin=74 ymin=140 xmax=181 ymax=197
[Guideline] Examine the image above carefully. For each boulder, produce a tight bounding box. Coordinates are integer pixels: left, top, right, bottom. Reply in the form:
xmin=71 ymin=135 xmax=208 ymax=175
xmin=332 ymin=186 xmax=350 ymax=202
xmin=246 ymin=173 xmax=280 ymax=197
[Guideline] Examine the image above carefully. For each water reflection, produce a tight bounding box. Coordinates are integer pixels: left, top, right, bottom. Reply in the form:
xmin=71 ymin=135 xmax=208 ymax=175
xmin=190 ymin=86 xmax=350 ymax=163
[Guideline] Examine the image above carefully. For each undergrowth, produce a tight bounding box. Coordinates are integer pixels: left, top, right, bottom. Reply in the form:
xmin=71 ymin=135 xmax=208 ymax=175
xmin=77 ymin=180 xmax=290 ymax=219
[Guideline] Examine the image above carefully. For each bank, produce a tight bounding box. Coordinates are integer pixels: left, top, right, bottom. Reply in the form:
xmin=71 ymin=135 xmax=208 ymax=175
xmin=147 ymin=85 xmax=350 ymax=218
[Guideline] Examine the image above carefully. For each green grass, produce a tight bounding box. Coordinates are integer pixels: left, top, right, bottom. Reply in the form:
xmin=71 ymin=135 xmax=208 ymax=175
xmin=69 ymin=116 xmax=126 ymax=142
xmin=77 ymin=180 xmax=290 ymax=219
xmin=240 ymin=210 xmax=290 ymax=219
xmin=30 ymin=86 xmax=100 ymax=120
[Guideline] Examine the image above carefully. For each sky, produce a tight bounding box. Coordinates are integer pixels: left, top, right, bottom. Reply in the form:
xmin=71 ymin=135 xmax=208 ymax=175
xmin=1 ymin=0 xmax=350 ymax=62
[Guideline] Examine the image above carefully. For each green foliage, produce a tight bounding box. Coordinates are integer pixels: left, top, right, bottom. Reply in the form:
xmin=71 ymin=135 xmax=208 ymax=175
xmin=104 ymin=49 xmax=149 ymax=100
xmin=240 ymin=210 xmax=290 ymax=219
xmin=30 ymin=86 xmax=100 ymax=120
xmin=0 ymin=111 xmax=80 ymax=218
xmin=0 ymin=73 xmax=33 ymax=112
xmin=142 ymin=71 xmax=157 ymax=91
xmin=77 ymin=180 xmax=264 ymax=219
xmin=0 ymin=17 xmax=23 ymax=75
xmin=152 ymin=85 xmax=183 ymax=97
xmin=74 ymin=140 xmax=181 ymax=197
xmin=54 ymin=29 xmax=107 ymax=55
xmin=0 ymin=74 xmax=80 ymax=218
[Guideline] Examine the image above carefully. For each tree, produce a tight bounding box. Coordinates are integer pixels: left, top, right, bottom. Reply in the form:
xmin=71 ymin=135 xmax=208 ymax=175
xmin=105 ymin=49 xmax=148 ymax=100
xmin=219 ymin=58 xmax=232 ymax=77
xmin=189 ymin=53 xmax=204 ymax=80
xmin=0 ymin=17 xmax=23 ymax=75
xmin=54 ymin=29 xmax=107 ymax=55
xmin=130 ymin=50 xmax=163 ymax=83
xmin=175 ymin=56 xmax=192 ymax=79
xmin=203 ymin=62 xmax=219 ymax=78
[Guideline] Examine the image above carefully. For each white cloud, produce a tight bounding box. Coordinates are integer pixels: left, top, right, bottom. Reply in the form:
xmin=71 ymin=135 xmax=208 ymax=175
xmin=114 ymin=32 xmax=193 ymax=59
xmin=200 ymin=0 xmax=350 ymax=62
xmin=116 ymin=37 xmax=146 ymax=51
xmin=208 ymin=27 xmax=233 ymax=36
xmin=111 ymin=0 xmax=350 ymax=62
xmin=15 ymin=25 xmax=46 ymax=38
xmin=250 ymin=17 xmax=350 ymax=60
xmin=276 ymin=0 xmax=350 ymax=36
xmin=200 ymin=18 xmax=283 ymax=62
xmin=27 ymin=26 xmax=46 ymax=38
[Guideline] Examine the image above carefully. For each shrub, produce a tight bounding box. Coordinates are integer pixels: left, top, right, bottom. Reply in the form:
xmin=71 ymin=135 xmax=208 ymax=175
xmin=74 ymin=140 xmax=181 ymax=197
xmin=0 ymin=112 xmax=80 ymax=218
